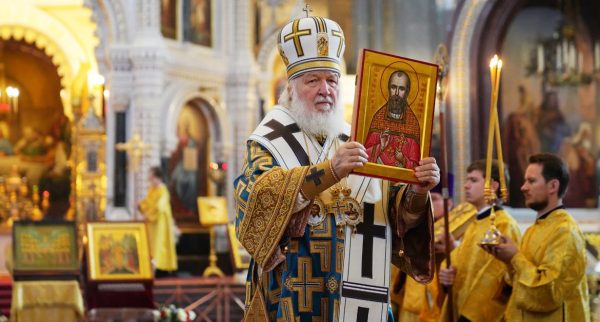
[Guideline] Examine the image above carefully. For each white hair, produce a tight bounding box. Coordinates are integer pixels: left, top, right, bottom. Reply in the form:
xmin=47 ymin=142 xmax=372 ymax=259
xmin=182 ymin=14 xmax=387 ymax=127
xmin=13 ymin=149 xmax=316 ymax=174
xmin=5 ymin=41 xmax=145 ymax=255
xmin=278 ymin=78 xmax=345 ymax=138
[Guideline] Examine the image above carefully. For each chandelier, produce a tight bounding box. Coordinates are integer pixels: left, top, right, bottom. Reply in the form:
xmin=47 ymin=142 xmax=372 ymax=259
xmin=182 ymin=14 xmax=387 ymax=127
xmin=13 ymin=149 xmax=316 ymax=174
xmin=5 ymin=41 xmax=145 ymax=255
xmin=526 ymin=1 xmax=600 ymax=86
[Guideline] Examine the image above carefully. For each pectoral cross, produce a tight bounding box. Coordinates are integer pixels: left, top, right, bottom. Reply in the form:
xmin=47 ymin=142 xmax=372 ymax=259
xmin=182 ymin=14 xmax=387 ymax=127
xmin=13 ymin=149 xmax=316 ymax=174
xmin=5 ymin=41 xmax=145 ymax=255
xmin=116 ymin=132 xmax=152 ymax=172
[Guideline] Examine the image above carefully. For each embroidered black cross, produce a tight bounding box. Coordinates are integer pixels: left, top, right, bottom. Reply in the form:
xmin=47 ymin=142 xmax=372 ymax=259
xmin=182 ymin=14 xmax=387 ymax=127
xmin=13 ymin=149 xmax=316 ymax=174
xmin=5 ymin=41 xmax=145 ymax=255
xmin=263 ymin=119 xmax=310 ymax=165
xmin=355 ymin=203 xmax=386 ymax=278
xmin=306 ymin=167 xmax=325 ymax=186
xmin=357 ymin=307 xmax=369 ymax=321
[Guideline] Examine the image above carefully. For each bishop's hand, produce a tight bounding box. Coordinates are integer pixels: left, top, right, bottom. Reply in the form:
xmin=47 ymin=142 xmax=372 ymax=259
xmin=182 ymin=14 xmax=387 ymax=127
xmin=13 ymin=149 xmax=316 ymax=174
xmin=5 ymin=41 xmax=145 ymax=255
xmin=331 ymin=141 xmax=368 ymax=178
xmin=412 ymin=157 xmax=440 ymax=194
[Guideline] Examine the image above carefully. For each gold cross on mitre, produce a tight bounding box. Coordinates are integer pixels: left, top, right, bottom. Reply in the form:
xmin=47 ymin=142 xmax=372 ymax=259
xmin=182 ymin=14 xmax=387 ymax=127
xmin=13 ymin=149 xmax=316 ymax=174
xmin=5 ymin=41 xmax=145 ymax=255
xmin=116 ymin=132 xmax=152 ymax=172
xmin=302 ymin=4 xmax=312 ymax=17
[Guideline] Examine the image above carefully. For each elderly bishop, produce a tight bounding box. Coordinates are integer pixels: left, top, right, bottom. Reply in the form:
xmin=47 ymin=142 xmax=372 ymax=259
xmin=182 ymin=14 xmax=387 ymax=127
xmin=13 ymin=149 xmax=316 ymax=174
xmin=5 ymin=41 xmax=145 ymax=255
xmin=234 ymin=12 xmax=439 ymax=322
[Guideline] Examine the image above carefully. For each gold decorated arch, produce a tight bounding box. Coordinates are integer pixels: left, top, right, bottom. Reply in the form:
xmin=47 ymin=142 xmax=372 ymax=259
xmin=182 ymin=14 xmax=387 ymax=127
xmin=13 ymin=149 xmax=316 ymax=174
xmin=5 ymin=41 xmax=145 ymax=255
xmin=0 ymin=26 xmax=73 ymax=90
xmin=0 ymin=1 xmax=99 ymax=119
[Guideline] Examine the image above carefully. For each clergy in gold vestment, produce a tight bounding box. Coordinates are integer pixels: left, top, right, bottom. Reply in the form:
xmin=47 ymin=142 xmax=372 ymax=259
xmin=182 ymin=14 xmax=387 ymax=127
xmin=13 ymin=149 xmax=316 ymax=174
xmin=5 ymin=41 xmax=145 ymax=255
xmin=392 ymin=266 xmax=443 ymax=322
xmin=234 ymin=13 xmax=440 ymax=322
xmin=439 ymin=160 xmax=521 ymax=322
xmin=139 ymin=166 xmax=178 ymax=272
xmin=484 ymin=153 xmax=590 ymax=322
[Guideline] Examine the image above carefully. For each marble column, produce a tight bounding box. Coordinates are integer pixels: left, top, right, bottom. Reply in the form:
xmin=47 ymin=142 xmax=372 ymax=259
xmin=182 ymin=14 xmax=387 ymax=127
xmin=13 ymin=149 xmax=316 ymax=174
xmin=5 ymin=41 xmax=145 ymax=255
xmin=106 ymin=46 xmax=133 ymax=216
xmin=223 ymin=0 xmax=259 ymax=219
xmin=128 ymin=0 xmax=166 ymax=216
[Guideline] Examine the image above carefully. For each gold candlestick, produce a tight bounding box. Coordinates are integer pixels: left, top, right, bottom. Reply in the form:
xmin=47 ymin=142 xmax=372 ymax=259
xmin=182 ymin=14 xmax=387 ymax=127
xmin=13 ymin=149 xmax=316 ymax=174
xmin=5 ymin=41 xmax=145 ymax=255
xmin=480 ymin=208 xmax=502 ymax=245
xmin=203 ymin=226 xmax=225 ymax=278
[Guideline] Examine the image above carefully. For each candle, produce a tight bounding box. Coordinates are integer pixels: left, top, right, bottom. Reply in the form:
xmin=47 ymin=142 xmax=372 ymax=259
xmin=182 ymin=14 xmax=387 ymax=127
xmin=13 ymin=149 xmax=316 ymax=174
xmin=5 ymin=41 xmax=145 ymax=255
xmin=578 ymin=52 xmax=583 ymax=74
xmin=485 ymin=55 xmax=499 ymax=198
xmin=485 ymin=55 xmax=507 ymax=202
xmin=495 ymin=59 xmax=507 ymax=200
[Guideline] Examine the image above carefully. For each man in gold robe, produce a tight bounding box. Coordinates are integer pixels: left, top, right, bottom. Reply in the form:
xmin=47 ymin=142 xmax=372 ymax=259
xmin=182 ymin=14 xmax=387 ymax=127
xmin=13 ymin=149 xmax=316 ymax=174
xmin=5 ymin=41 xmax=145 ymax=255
xmin=234 ymin=13 xmax=440 ymax=322
xmin=438 ymin=159 xmax=521 ymax=322
xmin=139 ymin=166 xmax=178 ymax=274
xmin=484 ymin=153 xmax=590 ymax=321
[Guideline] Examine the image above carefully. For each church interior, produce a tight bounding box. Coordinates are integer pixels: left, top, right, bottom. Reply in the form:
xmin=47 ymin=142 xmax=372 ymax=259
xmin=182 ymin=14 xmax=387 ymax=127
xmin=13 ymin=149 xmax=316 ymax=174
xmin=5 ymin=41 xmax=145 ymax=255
xmin=0 ymin=0 xmax=599 ymax=321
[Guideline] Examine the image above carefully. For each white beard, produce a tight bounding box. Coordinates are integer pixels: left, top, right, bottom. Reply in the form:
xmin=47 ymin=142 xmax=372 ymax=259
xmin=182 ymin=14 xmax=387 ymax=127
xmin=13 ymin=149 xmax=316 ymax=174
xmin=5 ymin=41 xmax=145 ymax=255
xmin=285 ymin=86 xmax=345 ymax=139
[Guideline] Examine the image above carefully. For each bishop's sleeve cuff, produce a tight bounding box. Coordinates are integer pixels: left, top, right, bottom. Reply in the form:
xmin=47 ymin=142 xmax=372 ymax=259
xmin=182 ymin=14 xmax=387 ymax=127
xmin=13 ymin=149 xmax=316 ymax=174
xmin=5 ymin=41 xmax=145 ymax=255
xmin=300 ymin=160 xmax=340 ymax=200
xmin=397 ymin=188 xmax=429 ymax=230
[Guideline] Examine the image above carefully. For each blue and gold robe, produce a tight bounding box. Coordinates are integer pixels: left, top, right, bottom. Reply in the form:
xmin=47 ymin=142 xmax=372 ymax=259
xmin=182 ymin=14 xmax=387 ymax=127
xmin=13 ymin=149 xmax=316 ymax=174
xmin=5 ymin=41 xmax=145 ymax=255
xmin=234 ymin=133 xmax=434 ymax=321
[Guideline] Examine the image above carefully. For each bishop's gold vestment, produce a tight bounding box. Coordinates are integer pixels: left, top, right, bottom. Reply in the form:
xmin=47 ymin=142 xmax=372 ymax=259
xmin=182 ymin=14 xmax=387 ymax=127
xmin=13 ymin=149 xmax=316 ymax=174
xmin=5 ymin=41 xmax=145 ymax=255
xmin=139 ymin=184 xmax=178 ymax=271
xmin=440 ymin=207 xmax=521 ymax=322
xmin=234 ymin=138 xmax=435 ymax=322
xmin=504 ymin=207 xmax=589 ymax=322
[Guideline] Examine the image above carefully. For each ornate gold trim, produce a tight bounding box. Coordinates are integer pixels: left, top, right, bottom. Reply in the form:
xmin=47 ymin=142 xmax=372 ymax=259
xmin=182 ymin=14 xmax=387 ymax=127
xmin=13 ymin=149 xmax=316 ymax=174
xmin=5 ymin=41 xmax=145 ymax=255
xmin=0 ymin=26 xmax=72 ymax=90
xmin=238 ymin=166 xmax=308 ymax=267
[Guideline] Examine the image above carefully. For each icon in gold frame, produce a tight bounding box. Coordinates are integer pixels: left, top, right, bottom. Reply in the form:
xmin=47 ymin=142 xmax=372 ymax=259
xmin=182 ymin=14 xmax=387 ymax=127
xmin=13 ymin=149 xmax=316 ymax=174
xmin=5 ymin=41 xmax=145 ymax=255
xmin=87 ymin=222 xmax=153 ymax=281
xmin=351 ymin=49 xmax=439 ymax=183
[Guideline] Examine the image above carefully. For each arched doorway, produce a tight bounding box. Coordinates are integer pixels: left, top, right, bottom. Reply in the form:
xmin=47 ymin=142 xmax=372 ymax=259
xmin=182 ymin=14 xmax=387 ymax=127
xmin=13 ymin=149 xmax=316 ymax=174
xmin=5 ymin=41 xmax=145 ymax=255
xmin=0 ymin=39 xmax=72 ymax=219
xmin=166 ymin=99 xmax=210 ymax=226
